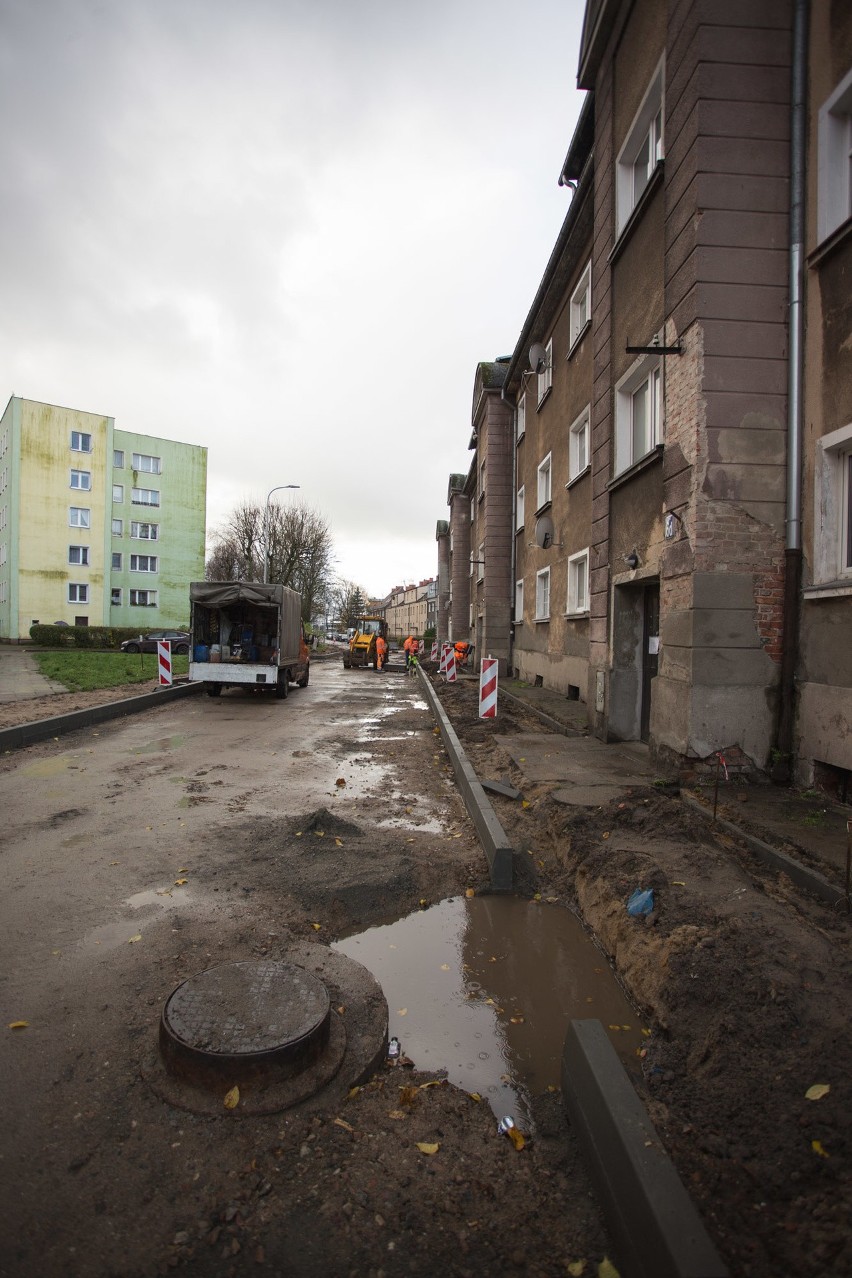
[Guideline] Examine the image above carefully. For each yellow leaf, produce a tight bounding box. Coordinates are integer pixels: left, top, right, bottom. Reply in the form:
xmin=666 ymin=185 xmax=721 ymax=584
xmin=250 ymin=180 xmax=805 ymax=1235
xmin=178 ymin=867 xmax=188 ymax=873
xmin=567 ymin=1262 xmax=586 ymax=1276
xmin=598 ymin=1259 xmax=621 ymax=1278
xmin=127 ymin=934 xmax=142 ymax=944
xmin=416 ymin=1142 xmax=440 ymax=1155
xmin=8 ymin=1020 xmax=29 ymax=1030
xmin=223 ymin=1086 xmax=240 ymax=1110
xmin=388 ymin=1109 xmax=408 ymax=1120
xmin=806 ymin=1083 xmax=830 ymax=1101
xmin=311 ymin=922 xmax=321 ymax=931
xmin=397 ymin=1008 xmax=408 ymax=1016
xmin=465 ymin=887 xmax=475 ymax=898
xmin=601 ymin=831 xmax=610 ymax=840
xmin=335 ymin=838 xmax=343 ymax=847
xmin=347 ymin=1086 xmax=361 ymax=1099
xmin=507 ymin=1126 xmax=525 ymax=1151
xmin=469 ymin=1092 xmax=482 ymax=1103
xmin=315 ymin=830 xmax=325 ymax=838
xmin=812 ymin=1139 xmax=830 ymax=1158
xmin=534 ymin=893 xmax=542 ymax=901
xmin=641 ymin=1028 xmax=651 ymax=1037
xmin=521 ymin=800 xmax=531 ymax=809
xmin=440 ymin=964 xmax=450 ymax=971
xmin=510 ymin=1016 xmax=525 ymax=1024
xmin=334 ymin=1117 xmax=355 ymax=1132
xmin=418 ymin=1080 xmax=443 ymax=1090
xmin=174 ymin=878 xmax=188 ymax=886
xmin=295 ymin=832 xmax=302 ymax=838
xmin=672 ymin=880 xmax=686 ymax=886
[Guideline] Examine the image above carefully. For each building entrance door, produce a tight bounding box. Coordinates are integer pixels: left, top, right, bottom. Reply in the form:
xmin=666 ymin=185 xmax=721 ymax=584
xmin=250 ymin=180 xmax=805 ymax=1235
xmin=640 ymin=584 xmax=660 ymax=742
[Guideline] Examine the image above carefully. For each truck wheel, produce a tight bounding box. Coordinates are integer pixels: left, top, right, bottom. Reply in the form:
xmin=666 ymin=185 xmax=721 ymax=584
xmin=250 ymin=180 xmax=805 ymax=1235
xmin=342 ymin=658 xmax=351 ymax=669
xmin=275 ymin=672 xmax=289 ymax=699
xmin=297 ymin=668 xmax=309 ymax=687
xmin=205 ymin=683 xmax=222 ymax=697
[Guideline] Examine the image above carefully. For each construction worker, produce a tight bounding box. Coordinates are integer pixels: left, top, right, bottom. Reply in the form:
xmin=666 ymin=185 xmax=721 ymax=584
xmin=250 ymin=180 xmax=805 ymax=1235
xmin=404 ymin=635 xmax=419 ymax=673
xmin=375 ymin=634 xmax=387 ymax=671
xmin=454 ymin=640 xmax=471 ymax=668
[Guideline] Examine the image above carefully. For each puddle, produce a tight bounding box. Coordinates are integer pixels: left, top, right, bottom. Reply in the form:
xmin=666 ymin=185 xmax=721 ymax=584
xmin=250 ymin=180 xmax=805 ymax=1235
xmin=376 ymin=815 xmax=446 ymax=834
xmin=77 ymin=885 xmax=194 ymax=953
xmin=21 ymin=756 xmax=71 ymax=779
xmin=334 ymin=895 xmax=644 ymax=1130
xmin=131 ymin=734 xmax=188 ymax=755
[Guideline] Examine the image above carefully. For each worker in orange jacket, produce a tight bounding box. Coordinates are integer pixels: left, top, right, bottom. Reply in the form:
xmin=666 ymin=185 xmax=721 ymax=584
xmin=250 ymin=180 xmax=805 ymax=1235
xmin=454 ymin=640 xmax=471 ymax=667
xmin=375 ymin=634 xmax=387 ymax=671
xmin=403 ymin=635 xmax=417 ymax=672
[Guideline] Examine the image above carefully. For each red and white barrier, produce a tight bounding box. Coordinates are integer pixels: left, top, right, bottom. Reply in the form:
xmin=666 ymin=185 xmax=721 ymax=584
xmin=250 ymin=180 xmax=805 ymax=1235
xmin=479 ymin=657 xmax=498 ymax=718
xmin=440 ymin=643 xmax=456 ymax=682
xmin=430 ymin=641 xmax=439 ymax=661
xmin=157 ymin=640 xmax=173 ymax=686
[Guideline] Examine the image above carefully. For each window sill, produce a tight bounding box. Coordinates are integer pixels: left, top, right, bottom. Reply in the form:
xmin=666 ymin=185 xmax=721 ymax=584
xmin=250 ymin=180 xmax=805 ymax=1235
xmin=607 ymin=444 xmax=663 ymax=492
xmin=803 ymin=580 xmax=852 ymax=600
xmin=609 ymin=161 xmax=664 ymax=266
xmin=565 ymin=610 xmax=590 ymax=618
xmin=534 ymin=500 xmax=552 ymax=519
xmin=566 ymin=319 xmax=591 ymax=360
xmin=566 ymin=465 xmax=590 ymax=490
xmin=516 ymin=430 xmax=525 ymax=446
xmin=808 ymin=214 xmax=852 ymax=269
xmin=534 ymin=616 xmax=550 ymax=624
xmin=515 ymin=525 xmax=525 ymax=536
xmin=536 ymin=386 xmax=552 ymax=411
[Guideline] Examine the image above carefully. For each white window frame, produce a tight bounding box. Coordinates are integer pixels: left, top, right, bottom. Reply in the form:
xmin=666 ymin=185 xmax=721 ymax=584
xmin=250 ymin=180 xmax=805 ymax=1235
xmin=132 ymin=488 xmax=160 ymax=506
xmin=131 ymin=521 xmax=159 ymax=541
xmin=112 ymin=518 xmax=123 ymax=536
xmin=567 ymin=548 xmax=590 ymax=616
xmin=113 ymin=449 xmax=124 ymax=468
xmin=69 ymin=507 xmax=91 ymax=528
xmin=616 ymin=58 xmax=664 ymax=234
xmin=112 ymin=552 xmax=122 ymax=570
xmin=70 ymin=469 xmax=91 ymax=491
xmin=111 ymin=587 xmax=122 ymax=606
xmin=568 ymin=405 xmax=591 ymax=483
xmin=569 ymin=260 xmax=592 ymax=350
xmin=537 ymin=338 xmax=553 ymax=405
xmin=536 ymin=453 xmax=552 ymax=510
xmin=70 ymin=431 xmax=92 ymax=453
xmin=477 ymin=543 xmax=484 ymax=583
xmin=130 ymin=589 xmax=158 ymax=607
xmin=132 ymin=453 xmax=161 ymax=475
xmin=113 ymin=484 xmax=124 ymax=503
xmin=68 ymin=583 xmax=89 ymax=604
xmin=479 ymin=460 xmax=486 ymax=502
xmin=131 ymin=553 xmax=158 ymax=573
xmin=817 ymin=66 xmax=852 ymax=243
xmin=68 ymin=545 xmax=89 ymax=566
xmin=615 ymin=354 xmax=662 ymax=476
xmin=516 ymin=394 xmax=526 ymax=442
xmin=515 ymin=578 xmax=524 ymax=624
xmin=813 ymin=423 xmax=852 ymax=585
xmin=535 ymin=568 xmax=551 ymax=621
xmin=516 ymin=485 xmax=525 ymax=531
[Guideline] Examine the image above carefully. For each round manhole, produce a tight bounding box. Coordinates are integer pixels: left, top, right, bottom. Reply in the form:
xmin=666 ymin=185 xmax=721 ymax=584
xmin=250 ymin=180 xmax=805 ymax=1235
xmin=159 ymin=960 xmax=331 ymax=1090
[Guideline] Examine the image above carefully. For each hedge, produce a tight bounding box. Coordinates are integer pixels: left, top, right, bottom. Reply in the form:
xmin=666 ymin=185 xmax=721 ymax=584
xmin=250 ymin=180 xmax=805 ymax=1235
xmin=28 ymin=624 xmax=188 ymax=650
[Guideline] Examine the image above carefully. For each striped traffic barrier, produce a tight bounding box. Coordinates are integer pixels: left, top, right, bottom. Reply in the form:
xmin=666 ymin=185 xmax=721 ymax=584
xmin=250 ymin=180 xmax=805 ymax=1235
xmin=479 ymin=656 xmax=498 ymax=718
xmin=430 ymin=641 xmax=439 ymax=661
xmin=157 ymin=640 xmax=173 ymax=687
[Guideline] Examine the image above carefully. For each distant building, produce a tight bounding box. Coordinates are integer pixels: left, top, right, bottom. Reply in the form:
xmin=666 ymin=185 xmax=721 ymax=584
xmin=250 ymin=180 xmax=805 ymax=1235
xmin=384 ymin=579 xmax=434 ymax=640
xmin=0 ymin=396 xmax=207 ymax=640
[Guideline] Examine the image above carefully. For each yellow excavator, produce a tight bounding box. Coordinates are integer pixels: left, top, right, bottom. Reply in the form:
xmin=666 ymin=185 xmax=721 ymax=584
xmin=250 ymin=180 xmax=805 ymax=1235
xmin=342 ymin=616 xmax=388 ymax=669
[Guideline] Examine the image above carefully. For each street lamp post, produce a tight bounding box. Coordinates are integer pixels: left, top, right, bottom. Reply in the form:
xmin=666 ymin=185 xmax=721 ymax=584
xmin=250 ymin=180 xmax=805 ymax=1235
xmin=263 ymin=484 xmax=300 ymax=584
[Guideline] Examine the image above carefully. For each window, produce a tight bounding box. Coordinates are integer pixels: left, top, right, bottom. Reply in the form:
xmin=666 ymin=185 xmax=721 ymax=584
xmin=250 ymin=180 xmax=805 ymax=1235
xmin=537 ymin=338 xmax=553 ymax=405
xmin=68 ymin=583 xmax=89 ymax=604
xmin=112 ymin=518 xmax=123 ymax=536
xmin=132 ymin=453 xmax=161 ymax=474
xmin=535 ymin=568 xmax=551 ymax=621
xmin=111 ymin=588 xmax=122 ymax=606
xmin=813 ymin=423 xmax=852 ymax=586
xmin=479 ymin=460 xmax=486 ymax=502
xmin=70 ymin=469 xmax=91 ymax=491
xmin=516 ymin=485 xmax=525 ymax=531
xmin=113 ymin=484 xmax=124 ymax=503
xmin=567 ymin=549 xmax=590 ymax=615
xmin=615 ymin=356 xmax=662 ymax=475
xmin=516 ymin=394 xmax=526 ymax=442
xmin=569 ymin=261 xmax=592 ymax=349
xmin=130 ymin=589 xmax=157 ymax=606
xmin=536 ymin=453 xmax=552 ymax=510
xmin=132 ymin=488 xmax=160 ymax=506
xmin=70 ymin=431 xmax=92 ymax=452
xmin=817 ymin=67 xmax=852 ymax=243
xmin=569 ymin=406 xmax=590 ymax=482
xmin=69 ymin=507 xmax=91 ymax=528
xmin=515 ymin=579 xmax=524 ymax=624
xmin=131 ymin=521 xmax=159 ymax=540
xmin=616 ymin=59 xmax=664 ymax=234
xmin=477 ymin=543 xmax=485 ymax=583
xmin=112 ymin=552 xmax=122 ymax=571
xmin=68 ymin=545 xmax=89 ymax=566
xmin=131 ymin=554 xmax=158 ymax=572
xmin=114 ymin=449 xmax=124 ymax=468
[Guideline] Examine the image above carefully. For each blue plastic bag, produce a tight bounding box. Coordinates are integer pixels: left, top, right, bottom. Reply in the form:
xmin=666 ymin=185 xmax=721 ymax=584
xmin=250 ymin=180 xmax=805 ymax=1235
xmin=626 ymin=888 xmax=655 ymax=916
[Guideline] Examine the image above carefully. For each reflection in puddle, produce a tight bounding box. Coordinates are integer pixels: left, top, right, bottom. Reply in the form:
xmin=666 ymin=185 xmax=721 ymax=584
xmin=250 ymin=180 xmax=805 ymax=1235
xmin=376 ymin=815 xmax=445 ymax=834
xmin=334 ymin=896 xmax=644 ymax=1130
xmin=77 ymin=884 xmax=194 ymax=952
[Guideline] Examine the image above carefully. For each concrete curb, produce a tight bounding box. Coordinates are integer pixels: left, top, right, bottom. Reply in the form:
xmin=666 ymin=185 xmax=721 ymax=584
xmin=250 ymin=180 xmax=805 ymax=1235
xmin=563 ymin=1019 xmax=729 ymax=1278
xmin=498 ymin=685 xmax=582 ymax=737
xmin=679 ymin=791 xmax=848 ymax=912
xmin=0 ymin=681 xmax=204 ymax=752
xmin=417 ymin=668 xmax=513 ymax=890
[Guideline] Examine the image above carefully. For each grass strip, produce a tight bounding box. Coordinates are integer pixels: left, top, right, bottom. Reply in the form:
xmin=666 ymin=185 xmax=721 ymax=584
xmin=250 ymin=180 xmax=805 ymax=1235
xmin=33 ymin=650 xmax=189 ymax=692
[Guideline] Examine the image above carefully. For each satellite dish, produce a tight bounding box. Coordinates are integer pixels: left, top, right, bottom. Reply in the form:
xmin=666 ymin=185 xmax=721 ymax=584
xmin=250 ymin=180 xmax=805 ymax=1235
xmin=534 ymin=515 xmax=555 ymax=550
xmin=529 ymin=342 xmax=547 ymax=373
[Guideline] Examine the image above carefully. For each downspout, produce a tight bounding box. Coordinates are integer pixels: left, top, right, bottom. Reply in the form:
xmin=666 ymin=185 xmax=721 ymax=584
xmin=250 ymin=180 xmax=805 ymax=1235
xmin=775 ymin=0 xmax=808 ymax=781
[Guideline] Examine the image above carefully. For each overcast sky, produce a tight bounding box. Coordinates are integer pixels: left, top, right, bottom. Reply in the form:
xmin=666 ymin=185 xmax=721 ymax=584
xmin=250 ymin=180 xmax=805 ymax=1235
xmin=1 ymin=0 xmax=586 ymax=600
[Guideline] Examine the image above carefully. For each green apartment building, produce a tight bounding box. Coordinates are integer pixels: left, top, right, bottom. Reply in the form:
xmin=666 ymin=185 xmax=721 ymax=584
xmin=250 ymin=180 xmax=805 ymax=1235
xmin=0 ymin=396 xmax=207 ymax=640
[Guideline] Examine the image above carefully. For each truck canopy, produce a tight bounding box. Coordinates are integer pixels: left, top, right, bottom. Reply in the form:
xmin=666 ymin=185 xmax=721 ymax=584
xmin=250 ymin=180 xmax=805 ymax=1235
xmin=190 ymin=581 xmax=293 ymax=609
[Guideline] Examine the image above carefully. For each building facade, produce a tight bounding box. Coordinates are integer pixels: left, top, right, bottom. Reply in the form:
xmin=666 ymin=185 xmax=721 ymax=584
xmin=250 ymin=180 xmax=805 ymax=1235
xmin=467 ymin=361 xmax=514 ymax=672
xmin=0 ymin=397 xmax=207 ymax=639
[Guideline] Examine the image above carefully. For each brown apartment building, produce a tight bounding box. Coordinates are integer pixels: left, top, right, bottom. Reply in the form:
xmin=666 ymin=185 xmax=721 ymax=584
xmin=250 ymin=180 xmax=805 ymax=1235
xmin=439 ymin=0 xmax=850 ymax=786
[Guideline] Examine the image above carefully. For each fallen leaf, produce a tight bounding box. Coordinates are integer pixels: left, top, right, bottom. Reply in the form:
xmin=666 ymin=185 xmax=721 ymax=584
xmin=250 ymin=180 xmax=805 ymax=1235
xmin=418 ymin=1080 xmax=444 ymax=1090
xmin=314 ymin=830 xmax=325 ymax=838
xmin=416 ymin=1142 xmax=440 ymax=1155
xmin=805 ymin=1084 xmax=830 ymax=1101
xmin=109 ymin=860 xmax=120 ymax=866
xmin=812 ymin=1140 xmax=830 ymax=1158
xmin=347 ymin=1086 xmax=361 ymax=1099
xmin=336 ymin=1005 xmax=345 ymax=1015
xmin=335 ymin=838 xmax=343 ymax=847
xmin=388 ymin=1110 xmax=408 ymax=1120
xmin=8 ymin=1020 xmax=29 ymax=1030
xmin=469 ymin=1092 xmax=482 ymax=1103
xmin=311 ymin=922 xmax=321 ymax=931
xmin=295 ymin=832 xmax=302 ymax=838
xmin=223 ymin=1086 xmax=240 ymax=1110
xmin=510 ymin=1016 xmax=525 ymax=1025
xmin=567 ymin=1262 xmax=586 ymax=1277
xmin=127 ymin=934 xmax=142 ymax=944
xmin=174 ymin=878 xmax=188 ymax=886
xmin=507 ymin=1126 xmax=526 ymax=1151
xmin=521 ymin=800 xmax=531 ymax=809
xmin=334 ymin=1117 xmax=355 ymax=1132
xmin=440 ymin=964 xmax=450 ymax=971
xmin=601 ymin=831 xmax=610 ymax=840
xmin=672 ymin=880 xmax=686 ymax=886
xmin=398 ymin=1086 xmax=419 ymax=1106
xmin=178 ymin=867 xmax=188 ymax=873
xmin=335 ymin=778 xmax=346 ymax=787
xmin=598 ymin=1260 xmax=621 ymax=1278
xmin=397 ymin=1008 xmax=408 ymax=1016
xmin=465 ymin=887 xmax=475 ymax=898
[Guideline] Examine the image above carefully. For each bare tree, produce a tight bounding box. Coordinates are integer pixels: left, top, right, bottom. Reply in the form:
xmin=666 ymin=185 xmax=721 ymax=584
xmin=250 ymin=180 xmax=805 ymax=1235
xmin=333 ymin=580 xmax=368 ymax=628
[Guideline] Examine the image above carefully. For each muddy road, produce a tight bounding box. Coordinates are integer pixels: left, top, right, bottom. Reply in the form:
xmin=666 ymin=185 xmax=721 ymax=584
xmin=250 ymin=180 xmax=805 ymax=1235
xmin=0 ymin=664 xmax=613 ymax=1278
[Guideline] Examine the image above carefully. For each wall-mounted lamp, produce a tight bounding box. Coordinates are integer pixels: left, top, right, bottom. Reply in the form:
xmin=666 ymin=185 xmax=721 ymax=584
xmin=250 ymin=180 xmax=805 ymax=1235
xmin=624 ymin=551 xmax=639 ymax=570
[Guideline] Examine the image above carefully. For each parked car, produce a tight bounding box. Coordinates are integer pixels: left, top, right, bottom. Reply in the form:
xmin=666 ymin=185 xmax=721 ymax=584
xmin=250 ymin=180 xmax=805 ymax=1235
xmin=120 ymin=630 xmax=191 ymax=655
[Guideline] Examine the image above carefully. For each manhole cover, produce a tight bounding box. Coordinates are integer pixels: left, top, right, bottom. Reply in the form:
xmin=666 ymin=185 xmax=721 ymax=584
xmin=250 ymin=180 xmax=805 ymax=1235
xmin=160 ymin=960 xmax=331 ymax=1090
